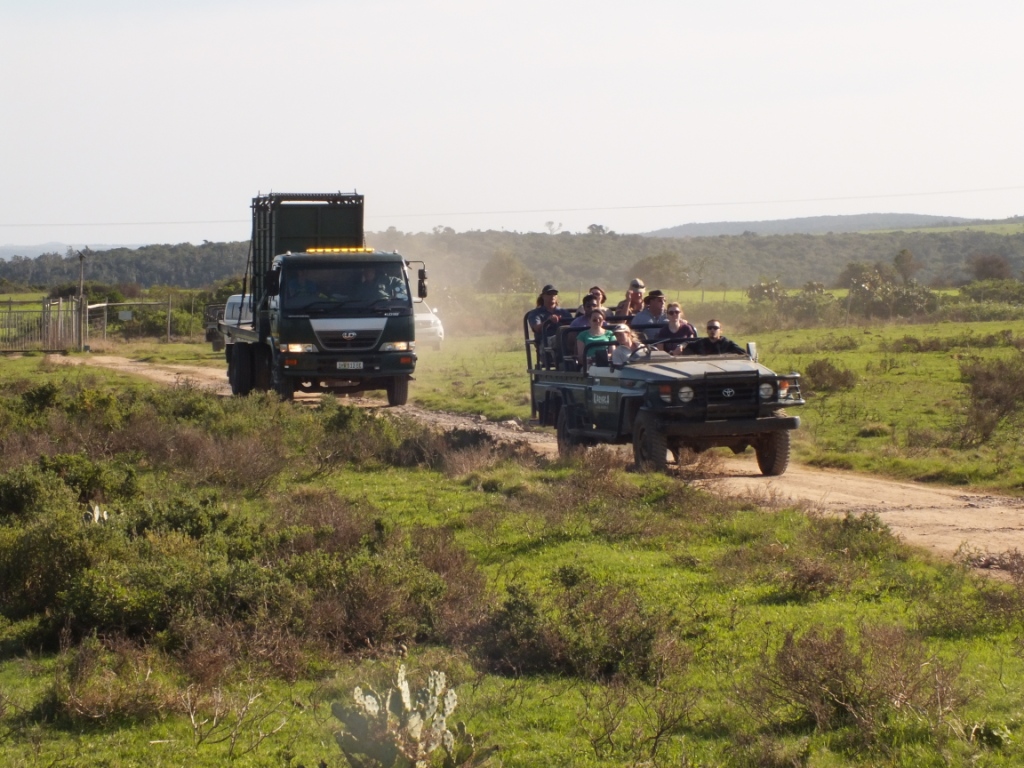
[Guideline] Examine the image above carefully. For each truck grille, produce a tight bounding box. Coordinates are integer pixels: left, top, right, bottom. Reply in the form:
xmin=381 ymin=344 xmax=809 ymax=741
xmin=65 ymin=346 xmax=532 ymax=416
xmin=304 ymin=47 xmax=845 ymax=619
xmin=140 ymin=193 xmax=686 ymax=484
xmin=315 ymin=329 xmax=382 ymax=351
xmin=703 ymin=372 xmax=758 ymax=419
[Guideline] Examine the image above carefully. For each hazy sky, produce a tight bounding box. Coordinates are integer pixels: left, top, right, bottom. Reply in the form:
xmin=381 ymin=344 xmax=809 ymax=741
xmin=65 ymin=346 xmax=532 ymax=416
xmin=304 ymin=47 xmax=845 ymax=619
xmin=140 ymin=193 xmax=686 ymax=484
xmin=2 ymin=0 xmax=1023 ymax=246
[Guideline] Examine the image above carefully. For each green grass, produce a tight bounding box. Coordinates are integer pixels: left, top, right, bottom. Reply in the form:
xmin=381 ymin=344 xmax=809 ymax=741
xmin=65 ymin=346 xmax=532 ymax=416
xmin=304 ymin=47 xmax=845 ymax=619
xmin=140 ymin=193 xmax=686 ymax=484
xmin=2 ymin=367 xmax=1024 ymax=765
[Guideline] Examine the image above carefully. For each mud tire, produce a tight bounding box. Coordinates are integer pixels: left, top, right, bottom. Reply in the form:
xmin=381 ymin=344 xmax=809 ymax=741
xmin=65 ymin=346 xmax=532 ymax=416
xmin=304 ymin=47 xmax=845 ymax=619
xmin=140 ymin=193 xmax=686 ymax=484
xmin=756 ymin=430 xmax=791 ymax=476
xmin=633 ymin=411 xmax=668 ymax=472
xmin=387 ymin=376 xmax=409 ymax=407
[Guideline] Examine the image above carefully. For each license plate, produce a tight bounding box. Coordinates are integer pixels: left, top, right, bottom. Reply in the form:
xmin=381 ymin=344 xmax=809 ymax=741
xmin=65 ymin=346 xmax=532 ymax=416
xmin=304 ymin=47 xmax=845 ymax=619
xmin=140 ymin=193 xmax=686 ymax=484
xmin=336 ymin=361 xmax=364 ymax=370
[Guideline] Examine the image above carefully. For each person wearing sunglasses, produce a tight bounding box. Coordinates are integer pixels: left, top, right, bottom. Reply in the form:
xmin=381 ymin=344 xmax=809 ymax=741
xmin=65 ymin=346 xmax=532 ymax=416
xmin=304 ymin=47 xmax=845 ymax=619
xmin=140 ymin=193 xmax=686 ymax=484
xmin=654 ymin=302 xmax=697 ymax=354
xmin=679 ymin=319 xmax=745 ymax=356
xmin=575 ymin=307 xmax=616 ymax=365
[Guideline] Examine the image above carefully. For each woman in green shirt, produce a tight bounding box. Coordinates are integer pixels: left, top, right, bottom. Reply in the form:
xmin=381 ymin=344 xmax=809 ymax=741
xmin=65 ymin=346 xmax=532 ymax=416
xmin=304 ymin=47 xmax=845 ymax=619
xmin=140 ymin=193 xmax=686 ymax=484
xmin=575 ymin=307 xmax=616 ymax=366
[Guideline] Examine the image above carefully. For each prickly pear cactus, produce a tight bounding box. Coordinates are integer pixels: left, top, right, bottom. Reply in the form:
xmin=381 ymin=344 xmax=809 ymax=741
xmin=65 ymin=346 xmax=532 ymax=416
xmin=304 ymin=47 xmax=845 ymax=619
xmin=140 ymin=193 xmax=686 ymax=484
xmin=332 ymin=665 xmax=496 ymax=768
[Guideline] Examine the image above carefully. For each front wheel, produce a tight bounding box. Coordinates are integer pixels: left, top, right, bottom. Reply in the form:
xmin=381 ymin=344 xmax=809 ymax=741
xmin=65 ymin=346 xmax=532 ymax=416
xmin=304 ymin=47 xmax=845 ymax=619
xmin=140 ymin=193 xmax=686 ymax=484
xmin=271 ymin=361 xmax=295 ymax=401
xmin=387 ymin=376 xmax=409 ymax=406
xmin=632 ymin=411 xmax=668 ymax=472
xmin=755 ymin=430 xmax=791 ymax=476
xmin=556 ymin=405 xmax=580 ymax=458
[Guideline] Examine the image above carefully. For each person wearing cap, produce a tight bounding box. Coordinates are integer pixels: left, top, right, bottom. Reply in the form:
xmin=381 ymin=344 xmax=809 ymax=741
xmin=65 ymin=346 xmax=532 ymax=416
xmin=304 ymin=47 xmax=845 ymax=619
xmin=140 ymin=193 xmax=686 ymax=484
xmin=575 ymin=306 xmax=616 ymax=365
xmin=614 ymin=278 xmax=645 ymax=316
xmin=680 ymin=319 xmax=746 ymax=356
xmin=527 ymin=284 xmax=572 ymax=365
xmin=632 ymin=289 xmax=668 ymax=327
xmin=611 ymin=324 xmax=643 ymax=367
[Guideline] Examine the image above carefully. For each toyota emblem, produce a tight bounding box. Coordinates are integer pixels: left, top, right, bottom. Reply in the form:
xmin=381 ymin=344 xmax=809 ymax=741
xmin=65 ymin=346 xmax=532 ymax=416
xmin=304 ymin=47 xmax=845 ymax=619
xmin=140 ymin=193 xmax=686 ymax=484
xmin=722 ymin=388 xmax=735 ymax=398
xmin=342 ymin=332 xmax=357 ymax=340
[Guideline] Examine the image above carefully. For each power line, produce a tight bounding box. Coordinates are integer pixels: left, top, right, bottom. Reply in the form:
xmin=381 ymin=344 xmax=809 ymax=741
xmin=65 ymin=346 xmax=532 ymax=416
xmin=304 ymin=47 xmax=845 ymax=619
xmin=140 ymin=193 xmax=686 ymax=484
xmin=1 ymin=185 xmax=1021 ymax=229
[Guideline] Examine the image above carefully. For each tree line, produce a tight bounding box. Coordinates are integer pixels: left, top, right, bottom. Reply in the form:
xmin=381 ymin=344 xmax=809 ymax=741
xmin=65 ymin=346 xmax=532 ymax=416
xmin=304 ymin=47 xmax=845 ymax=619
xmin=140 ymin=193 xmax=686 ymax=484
xmin=1 ymin=227 xmax=1023 ymax=296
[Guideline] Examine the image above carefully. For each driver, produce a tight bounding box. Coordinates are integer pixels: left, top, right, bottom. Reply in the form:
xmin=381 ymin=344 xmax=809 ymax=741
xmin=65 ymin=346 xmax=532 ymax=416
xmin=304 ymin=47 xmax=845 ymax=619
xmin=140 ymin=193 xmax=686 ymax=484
xmin=680 ymin=320 xmax=745 ymax=355
xmin=285 ymin=270 xmax=319 ymax=305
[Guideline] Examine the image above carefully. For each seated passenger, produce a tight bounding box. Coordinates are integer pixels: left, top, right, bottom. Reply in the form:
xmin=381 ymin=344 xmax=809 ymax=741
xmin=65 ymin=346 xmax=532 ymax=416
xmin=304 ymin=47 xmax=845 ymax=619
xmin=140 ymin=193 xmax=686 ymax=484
xmin=632 ymin=289 xmax=668 ymax=326
xmin=527 ymin=285 xmax=573 ymax=366
xmin=576 ymin=285 xmax=608 ymax=315
xmin=613 ymin=278 xmax=645 ymax=317
xmin=569 ymin=293 xmax=600 ymax=329
xmin=611 ymin=325 xmax=643 ymax=367
xmin=575 ymin=307 xmax=616 ymax=366
xmin=655 ymin=302 xmax=698 ymax=354
xmin=680 ymin=319 xmax=746 ymax=355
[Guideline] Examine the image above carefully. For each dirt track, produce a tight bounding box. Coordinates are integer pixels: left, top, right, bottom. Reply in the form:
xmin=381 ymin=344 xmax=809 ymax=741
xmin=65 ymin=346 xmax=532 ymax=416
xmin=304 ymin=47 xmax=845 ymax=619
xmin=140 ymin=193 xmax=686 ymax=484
xmin=54 ymin=354 xmax=1024 ymax=569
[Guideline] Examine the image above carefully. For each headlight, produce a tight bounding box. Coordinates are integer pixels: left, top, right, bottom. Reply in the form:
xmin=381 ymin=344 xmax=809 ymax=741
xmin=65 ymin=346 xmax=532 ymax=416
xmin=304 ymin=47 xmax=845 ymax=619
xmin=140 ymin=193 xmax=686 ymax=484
xmin=678 ymin=386 xmax=694 ymax=403
xmin=380 ymin=341 xmax=412 ymax=352
xmin=283 ymin=343 xmax=316 ymax=353
xmin=759 ymin=382 xmax=775 ymax=400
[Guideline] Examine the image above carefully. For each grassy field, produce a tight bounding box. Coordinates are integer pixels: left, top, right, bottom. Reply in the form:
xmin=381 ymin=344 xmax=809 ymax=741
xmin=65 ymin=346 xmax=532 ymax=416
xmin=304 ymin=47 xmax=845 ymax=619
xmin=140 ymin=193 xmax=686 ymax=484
xmin=2 ymin=359 xmax=1024 ymax=765
xmin=60 ymin=312 xmax=1024 ymax=494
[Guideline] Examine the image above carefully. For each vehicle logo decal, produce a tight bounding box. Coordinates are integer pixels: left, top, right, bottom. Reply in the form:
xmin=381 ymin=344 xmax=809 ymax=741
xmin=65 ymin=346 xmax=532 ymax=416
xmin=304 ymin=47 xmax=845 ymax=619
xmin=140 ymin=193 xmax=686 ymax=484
xmin=722 ymin=388 xmax=735 ymax=398
xmin=342 ymin=332 xmax=357 ymax=340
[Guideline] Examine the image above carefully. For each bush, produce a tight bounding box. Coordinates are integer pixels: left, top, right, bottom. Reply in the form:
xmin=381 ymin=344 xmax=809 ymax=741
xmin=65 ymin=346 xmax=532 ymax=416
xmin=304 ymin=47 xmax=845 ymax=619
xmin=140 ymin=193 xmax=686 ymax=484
xmin=743 ymin=623 xmax=970 ymax=744
xmin=958 ymin=355 xmax=1024 ymax=445
xmin=803 ymin=359 xmax=858 ymax=393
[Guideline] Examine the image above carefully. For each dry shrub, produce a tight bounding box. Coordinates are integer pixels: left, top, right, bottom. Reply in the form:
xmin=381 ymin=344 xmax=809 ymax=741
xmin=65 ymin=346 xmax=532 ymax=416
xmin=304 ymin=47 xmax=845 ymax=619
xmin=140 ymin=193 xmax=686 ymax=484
xmin=958 ymin=355 xmax=1024 ymax=445
xmin=271 ymin=488 xmax=374 ymax=558
xmin=478 ymin=567 xmax=683 ymax=684
xmin=743 ymin=623 xmax=970 ymax=743
xmin=172 ymin=616 xmax=310 ymax=686
xmin=411 ymin=527 xmax=490 ymax=646
xmin=771 ymin=556 xmax=841 ymax=602
xmin=51 ymin=634 xmax=178 ymax=722
xmin=668 ymin=445 xmax=723 ymax=482
xmin=914 ymin=564 xmax=1018 ymax=638
xmin=803 ymin=359 xmax=858 ymax=393
xmin=577 ymin=672 xmax=700 ymax=765
xmin=725 ymin=734 xmax=811 ymax=768
xmin=857 ymin=422 xmax=892 ymax=438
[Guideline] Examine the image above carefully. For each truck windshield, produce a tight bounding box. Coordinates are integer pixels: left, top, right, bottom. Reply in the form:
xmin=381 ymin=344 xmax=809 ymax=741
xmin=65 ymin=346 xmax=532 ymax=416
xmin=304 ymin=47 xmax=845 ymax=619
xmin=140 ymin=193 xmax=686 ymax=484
xmin=281 ymin=263 xmax=411 ymax=312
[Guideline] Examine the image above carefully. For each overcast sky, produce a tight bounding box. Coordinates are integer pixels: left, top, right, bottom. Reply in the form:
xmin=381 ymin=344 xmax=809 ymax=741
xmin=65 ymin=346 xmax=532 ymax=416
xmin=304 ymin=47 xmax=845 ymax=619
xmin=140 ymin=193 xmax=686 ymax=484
xmin=2 ymin=0 xmax=1022 ymax=246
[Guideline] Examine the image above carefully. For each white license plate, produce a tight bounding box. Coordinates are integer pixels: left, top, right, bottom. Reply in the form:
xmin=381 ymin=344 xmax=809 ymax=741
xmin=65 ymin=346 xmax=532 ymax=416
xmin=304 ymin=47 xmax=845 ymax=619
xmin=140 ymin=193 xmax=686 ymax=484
xmin=336 ymin=361 xmax=364 ymax=370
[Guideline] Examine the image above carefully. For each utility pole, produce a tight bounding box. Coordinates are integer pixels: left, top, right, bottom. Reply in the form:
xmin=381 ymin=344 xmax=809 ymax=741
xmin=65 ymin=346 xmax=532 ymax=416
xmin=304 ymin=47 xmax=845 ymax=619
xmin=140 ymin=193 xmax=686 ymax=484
xmin=77 ymin=250 xmax=86 ymax=351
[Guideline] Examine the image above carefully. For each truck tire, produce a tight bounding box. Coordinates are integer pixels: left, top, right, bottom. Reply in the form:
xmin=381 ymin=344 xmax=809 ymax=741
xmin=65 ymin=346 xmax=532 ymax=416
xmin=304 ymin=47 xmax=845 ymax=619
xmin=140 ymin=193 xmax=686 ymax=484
xmin=756 ymin=430 xmax=791 ymax=476
xmin=272 ymin=362 xmax=295 ymax=401
xmin=231 ymin=345 xmax=254 ymax=396
xmin=633 ymin=411 xmax=668 ymax=472
xmin=387 ymin=376 xmax=409 ymax=407
xmin=556 ymin=405 xmax=579 ymax=457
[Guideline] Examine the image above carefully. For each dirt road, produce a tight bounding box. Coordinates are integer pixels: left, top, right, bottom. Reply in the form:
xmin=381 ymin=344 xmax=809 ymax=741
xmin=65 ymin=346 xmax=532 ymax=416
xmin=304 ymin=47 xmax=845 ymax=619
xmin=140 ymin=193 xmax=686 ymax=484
xmin=55 ymin=354 xmax=1024 ymax=567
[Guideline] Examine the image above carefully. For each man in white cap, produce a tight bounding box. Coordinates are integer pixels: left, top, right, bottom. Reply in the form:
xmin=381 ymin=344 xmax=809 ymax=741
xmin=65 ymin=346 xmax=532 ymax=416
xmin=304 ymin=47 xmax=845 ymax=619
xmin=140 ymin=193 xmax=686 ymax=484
xmin=614 ymin=278 xmax=645 ymax=317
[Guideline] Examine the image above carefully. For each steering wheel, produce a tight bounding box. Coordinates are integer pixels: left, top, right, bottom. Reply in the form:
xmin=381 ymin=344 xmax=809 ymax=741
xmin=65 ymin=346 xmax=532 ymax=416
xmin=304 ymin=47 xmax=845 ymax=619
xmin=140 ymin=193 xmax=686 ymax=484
xmin=628 ymin=344 xmax=654 ymax=362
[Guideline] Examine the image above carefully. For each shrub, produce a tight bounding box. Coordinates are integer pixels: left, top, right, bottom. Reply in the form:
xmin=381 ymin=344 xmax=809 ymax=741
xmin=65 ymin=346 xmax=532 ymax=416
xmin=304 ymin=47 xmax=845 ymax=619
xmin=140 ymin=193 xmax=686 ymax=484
xmin=803 ymin=359 xmax=858 ymax=393
xmin=0 ymin=464 xmax=80 ymax=520
xmin=743 ymin=623 xmax=970 ymax=744
xmin=958 ymin=354 xmax=1024 ymax=445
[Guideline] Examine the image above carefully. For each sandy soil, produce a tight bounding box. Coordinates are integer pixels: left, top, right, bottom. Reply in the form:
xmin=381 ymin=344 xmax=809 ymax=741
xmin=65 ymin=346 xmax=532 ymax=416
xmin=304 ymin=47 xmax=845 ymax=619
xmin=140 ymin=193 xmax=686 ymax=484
xmin=52 ymin=354 xmax=1024 ymax=570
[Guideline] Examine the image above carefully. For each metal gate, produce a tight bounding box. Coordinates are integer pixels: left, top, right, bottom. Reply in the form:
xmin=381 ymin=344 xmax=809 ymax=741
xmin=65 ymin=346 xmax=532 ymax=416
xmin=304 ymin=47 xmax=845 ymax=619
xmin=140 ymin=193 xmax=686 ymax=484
xmin=0 ymin=299 xmax=82 ymax=352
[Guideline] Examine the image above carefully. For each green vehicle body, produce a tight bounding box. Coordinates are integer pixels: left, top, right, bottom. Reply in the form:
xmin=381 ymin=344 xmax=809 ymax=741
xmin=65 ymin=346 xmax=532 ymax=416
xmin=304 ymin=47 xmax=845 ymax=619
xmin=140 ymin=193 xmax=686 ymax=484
xmin=220 ymin=193 xmax=427 ymax=405
xmin=525 ymin=318 xmax=805 ymax=474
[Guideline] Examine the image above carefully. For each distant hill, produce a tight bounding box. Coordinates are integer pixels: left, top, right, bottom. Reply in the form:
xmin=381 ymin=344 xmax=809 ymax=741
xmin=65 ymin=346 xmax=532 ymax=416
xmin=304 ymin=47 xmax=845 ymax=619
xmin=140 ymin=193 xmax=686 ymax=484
xmin=646 ymin=213 xmax=974 ymax=237
xmin=0 ymin=243 xmax=143 ymax=260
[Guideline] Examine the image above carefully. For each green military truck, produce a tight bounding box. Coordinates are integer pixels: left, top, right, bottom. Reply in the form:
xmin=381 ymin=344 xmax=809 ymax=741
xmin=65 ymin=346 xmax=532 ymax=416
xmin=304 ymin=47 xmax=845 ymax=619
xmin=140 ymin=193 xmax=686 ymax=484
xmin=220 ymin=192 xmax=427 ymax=405
xmin=526 ymin=319 xmax=804 ymax=474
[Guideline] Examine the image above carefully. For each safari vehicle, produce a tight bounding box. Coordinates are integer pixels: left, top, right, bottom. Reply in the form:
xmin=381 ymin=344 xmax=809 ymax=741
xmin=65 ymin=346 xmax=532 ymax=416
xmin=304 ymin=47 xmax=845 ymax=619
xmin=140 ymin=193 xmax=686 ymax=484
xmin=525 ymin=317 xmax=804 ymax=474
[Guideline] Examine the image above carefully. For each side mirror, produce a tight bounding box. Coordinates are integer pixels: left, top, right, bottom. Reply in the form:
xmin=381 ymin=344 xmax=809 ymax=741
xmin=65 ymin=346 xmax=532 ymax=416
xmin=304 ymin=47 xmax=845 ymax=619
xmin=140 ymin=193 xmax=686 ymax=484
xmin=418 ymin=268 xmax=428 ymax=299
xmin=746 ymin=342 xmax=758 ymax=362
xmin=265 ymin=269 xmax=280 ymax=296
